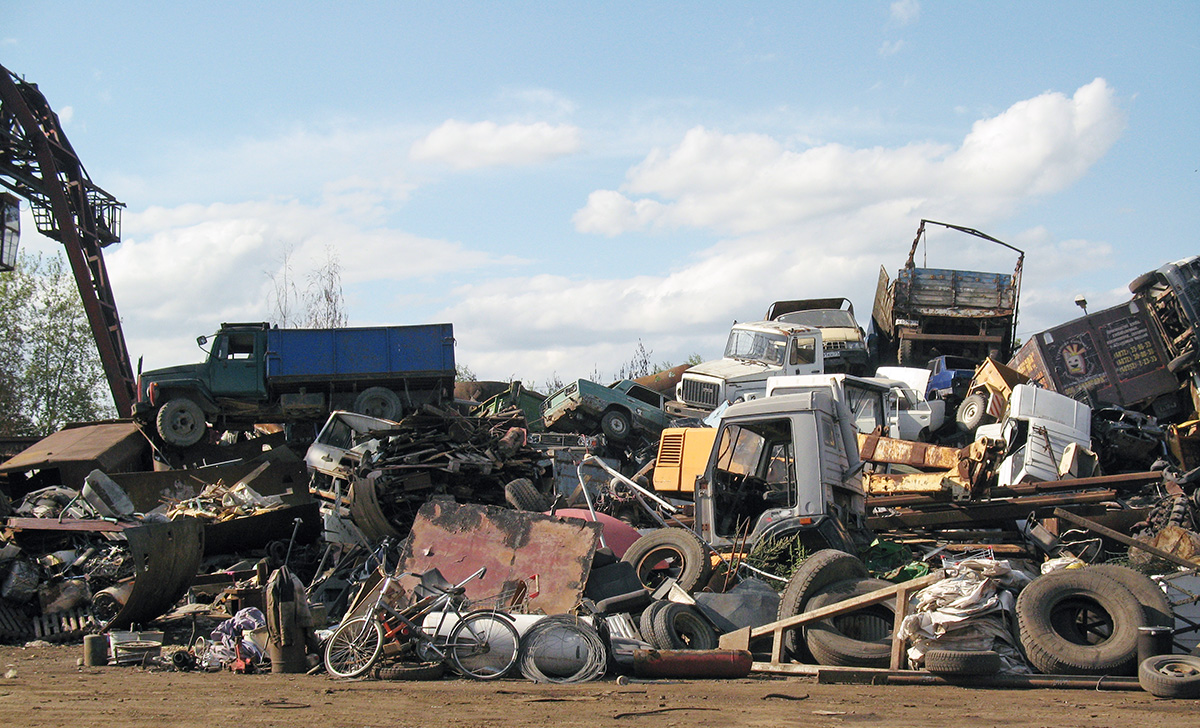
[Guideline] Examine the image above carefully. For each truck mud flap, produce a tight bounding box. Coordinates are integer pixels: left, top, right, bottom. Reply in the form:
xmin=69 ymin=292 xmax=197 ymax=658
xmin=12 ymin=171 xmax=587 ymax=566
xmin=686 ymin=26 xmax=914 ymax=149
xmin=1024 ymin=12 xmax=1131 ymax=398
xmin=107 ymin=518 xmax=204 ymax=629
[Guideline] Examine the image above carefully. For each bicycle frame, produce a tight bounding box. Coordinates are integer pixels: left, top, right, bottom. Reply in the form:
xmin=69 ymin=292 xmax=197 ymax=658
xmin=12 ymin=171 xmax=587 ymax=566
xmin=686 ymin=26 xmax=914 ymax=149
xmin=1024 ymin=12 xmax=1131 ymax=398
xmin=360 ymin=565 xmax=487 ymax=660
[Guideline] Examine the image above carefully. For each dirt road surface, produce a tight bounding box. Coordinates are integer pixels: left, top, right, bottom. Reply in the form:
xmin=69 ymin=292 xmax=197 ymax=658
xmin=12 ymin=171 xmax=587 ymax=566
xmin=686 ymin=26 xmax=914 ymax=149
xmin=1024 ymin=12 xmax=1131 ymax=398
xmin=0 ymin=644 xmax=1189 ymax=728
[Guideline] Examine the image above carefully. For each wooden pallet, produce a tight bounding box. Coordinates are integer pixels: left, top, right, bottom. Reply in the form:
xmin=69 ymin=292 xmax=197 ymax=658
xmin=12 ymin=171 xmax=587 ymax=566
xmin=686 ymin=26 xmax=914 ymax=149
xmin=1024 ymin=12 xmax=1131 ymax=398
xmin=0 ymin=603 xmax=32 ymax=640
xmin=32 ymin=608 xmax=93 ymax=641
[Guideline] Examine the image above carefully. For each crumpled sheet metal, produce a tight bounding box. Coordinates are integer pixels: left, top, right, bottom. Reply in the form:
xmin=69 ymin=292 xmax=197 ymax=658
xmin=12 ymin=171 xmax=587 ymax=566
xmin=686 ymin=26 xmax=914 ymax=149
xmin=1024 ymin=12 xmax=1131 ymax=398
xmin=397 ymin=500 xmax=601 ymax=616
xmin=108 ymin=517 xmax=204 ymax=628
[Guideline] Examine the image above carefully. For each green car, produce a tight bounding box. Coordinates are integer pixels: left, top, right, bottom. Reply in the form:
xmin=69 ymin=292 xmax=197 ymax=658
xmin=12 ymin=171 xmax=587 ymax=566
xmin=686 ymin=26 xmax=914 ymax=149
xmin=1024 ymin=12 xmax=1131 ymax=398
xmin=541 ymin=379 xmax=669 ymax=442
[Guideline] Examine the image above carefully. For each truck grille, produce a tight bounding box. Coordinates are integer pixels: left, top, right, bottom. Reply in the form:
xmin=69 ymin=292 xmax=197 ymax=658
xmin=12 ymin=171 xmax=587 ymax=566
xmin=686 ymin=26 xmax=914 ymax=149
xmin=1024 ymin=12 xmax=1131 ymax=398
xmin=680 ymin=379 xmax=720 ymax=408
xmin=824 ymin=340 xmax=849 ymax=351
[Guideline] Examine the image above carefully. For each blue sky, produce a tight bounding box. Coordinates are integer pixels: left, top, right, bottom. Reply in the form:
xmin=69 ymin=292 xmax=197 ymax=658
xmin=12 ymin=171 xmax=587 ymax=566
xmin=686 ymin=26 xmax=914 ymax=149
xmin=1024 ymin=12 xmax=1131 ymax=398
xmin=5 ymin=2 xmax=1198 ymax=387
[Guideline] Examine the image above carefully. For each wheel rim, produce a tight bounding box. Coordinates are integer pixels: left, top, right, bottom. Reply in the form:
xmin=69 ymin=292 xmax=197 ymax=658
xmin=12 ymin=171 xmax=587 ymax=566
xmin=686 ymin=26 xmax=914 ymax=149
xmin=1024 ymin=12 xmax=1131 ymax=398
xmin=451 ymin=614 xmax=519 ymax=679
xmin=633 ymin=545 xmax=686 ymax=588
xmin=1155 ymin=659 xmax=1200 ymax=678
xmin=325 ymin=619 xmax=380 ymax=677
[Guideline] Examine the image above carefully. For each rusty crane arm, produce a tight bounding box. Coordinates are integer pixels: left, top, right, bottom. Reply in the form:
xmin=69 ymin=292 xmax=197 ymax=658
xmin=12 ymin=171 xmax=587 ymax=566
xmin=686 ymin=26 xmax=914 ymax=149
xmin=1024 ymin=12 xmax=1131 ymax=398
xmin=0 ymin=64 xmax=135 ymax=415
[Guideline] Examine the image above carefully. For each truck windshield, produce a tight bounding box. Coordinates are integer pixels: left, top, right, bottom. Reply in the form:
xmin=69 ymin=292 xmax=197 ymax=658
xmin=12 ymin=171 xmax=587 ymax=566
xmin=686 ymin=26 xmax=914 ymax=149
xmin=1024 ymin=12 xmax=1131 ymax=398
xmin=725 ymin=329 xmax=788 ymax=365
xmin=777 ymin=310 xmax=856 ymax=328
xmin=711 ymin=418 xmax=796 ymax=537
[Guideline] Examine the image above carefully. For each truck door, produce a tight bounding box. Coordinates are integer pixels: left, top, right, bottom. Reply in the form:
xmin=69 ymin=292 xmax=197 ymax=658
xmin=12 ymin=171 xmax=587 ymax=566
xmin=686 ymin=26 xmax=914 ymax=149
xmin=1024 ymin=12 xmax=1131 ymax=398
xmin=208 ymin=330 xmax=267 ymax=399
xmin=787 ymin=335 xmax=820 ymax=375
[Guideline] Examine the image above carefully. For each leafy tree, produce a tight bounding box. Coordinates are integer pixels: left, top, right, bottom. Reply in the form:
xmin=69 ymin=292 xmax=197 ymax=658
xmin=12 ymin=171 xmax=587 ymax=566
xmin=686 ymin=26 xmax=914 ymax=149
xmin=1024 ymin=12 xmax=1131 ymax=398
xmin=0 ymin=251 xmax=114 ymax=435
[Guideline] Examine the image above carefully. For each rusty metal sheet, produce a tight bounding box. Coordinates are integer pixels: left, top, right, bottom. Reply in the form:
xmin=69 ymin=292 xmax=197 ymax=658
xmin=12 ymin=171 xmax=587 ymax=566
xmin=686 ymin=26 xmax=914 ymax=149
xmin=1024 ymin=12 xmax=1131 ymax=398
xmin=858 ymin=434 xmax=962 ymax=470
xmin=109 ymin=517 xmax=204 ymax=628
xmin=397 ymin=500 xmax=601 ymax=616
xmin=202 ymin=501 xmax=321 ymax=556
xmin=865 ymin=473 xmax=968 ymax=500
xmin=0 ymin=421 xmax=148 ymax=489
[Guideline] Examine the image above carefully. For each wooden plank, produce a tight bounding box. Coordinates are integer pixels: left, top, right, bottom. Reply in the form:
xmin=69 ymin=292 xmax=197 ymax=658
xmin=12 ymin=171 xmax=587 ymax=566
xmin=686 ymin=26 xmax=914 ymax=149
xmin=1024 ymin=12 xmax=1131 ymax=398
xmin=1052 ymin=507 xmax=1200 ymax=569
xmin=747 ymin=571 xmax=943 ymax=671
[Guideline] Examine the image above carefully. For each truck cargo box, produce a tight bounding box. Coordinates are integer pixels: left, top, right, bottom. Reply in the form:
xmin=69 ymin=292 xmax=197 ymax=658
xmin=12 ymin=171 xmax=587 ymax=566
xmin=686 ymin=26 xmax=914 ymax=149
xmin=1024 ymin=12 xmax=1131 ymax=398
xmin=1008 ymin=299 xmax=1181 ymax=417
xmin=265 ymin=324 xmax=455 ymax=382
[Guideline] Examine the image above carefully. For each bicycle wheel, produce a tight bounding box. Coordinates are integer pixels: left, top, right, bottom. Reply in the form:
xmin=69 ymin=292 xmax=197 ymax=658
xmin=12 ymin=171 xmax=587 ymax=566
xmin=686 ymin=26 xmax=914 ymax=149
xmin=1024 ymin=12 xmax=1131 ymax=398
xmin=324 ymin=616 xmax=384 ymax=678
xmin=448 ymin=611 xmax=520 ymax=680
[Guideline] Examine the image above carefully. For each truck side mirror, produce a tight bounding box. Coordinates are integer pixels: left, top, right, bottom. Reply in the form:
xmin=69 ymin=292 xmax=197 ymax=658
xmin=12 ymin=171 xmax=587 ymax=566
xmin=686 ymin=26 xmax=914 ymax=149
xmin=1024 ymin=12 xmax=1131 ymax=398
xmin=196 ymin=335 xmax=208 ymax=347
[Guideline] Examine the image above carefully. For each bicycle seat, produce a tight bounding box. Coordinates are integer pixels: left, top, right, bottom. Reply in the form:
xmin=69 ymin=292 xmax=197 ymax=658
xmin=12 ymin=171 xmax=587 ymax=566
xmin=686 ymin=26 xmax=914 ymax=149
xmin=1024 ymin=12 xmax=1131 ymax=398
xmin=413 ymin=568 xmax=456 ymax=600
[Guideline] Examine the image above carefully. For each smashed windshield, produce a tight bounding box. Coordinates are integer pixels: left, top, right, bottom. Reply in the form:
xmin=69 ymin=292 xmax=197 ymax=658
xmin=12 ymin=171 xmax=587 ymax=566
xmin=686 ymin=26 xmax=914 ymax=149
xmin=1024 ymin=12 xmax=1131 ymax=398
xmin=725 ymin=329 xmax=789 ymax=365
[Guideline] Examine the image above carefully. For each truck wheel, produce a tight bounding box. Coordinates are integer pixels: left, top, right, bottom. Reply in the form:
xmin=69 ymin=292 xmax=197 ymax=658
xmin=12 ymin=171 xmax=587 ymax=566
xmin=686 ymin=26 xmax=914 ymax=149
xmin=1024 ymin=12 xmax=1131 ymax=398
xmin=504 ymin=478 xmax=550 ymax=512
xmin=600 ymin=409 xmax=632 ymax=441
xmin=354 ymin=387 xmax=403 ymax=420
xmin=776 ymin=550 xmax=869 ymax=662
xmin=1168 ymin=350 xmax=1197 ymax=374
xmin=955 ymin=393 xmax=991 ymax=433
xmin=803 ymin=577 xmax=896 ymax=668
xmin=1128 ymin=271 xmax=1159 ymax=295
xmin=1139 ymin=654 xmax=1200 ymax=699
xmin=898 ymin=339 xmax=914 ymax=366
xmin=1016 ymin=570 xmax=1145 ymax=675
xmin=925 ymin=649 xmax=1002 ymax=676
xmin=156 ymin=398 xmax=207 ymax=448
xmin=621 ymin=527 xmax=711 ymax=592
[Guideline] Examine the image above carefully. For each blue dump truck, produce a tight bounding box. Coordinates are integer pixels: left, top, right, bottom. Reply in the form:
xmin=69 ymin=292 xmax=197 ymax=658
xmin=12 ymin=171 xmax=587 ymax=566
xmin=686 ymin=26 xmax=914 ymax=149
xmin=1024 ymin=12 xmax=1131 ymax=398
xmin=134 ymin=322 xmax=455 ymax=447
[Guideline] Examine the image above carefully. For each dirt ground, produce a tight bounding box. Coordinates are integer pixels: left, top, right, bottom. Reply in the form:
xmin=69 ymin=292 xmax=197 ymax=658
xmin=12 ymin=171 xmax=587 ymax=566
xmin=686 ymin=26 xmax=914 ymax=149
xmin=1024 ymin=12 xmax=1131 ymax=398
xmin=0 ymin=644 xmax=1190 ymax=728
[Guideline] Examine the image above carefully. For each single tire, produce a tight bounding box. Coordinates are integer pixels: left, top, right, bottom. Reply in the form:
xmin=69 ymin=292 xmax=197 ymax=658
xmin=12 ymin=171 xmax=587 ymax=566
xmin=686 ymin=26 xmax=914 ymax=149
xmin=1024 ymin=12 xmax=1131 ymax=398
xmin=504 ymin=478 xmax=550 ymax=512
xmin=621 ymin=527 xmax=712 ymax=592
xmin=375 ymin=661 xmax=445 ymax=681
xmin=776 ymin=550 xmax=869 ymax=661
xmin=649 ymin=602 xmax=718 ymax=651
xmin=925 ymin=649 xmax=1002 ymax=676
xmin=449 ymin=611 xmax=521 ymax=680
xmin=1168 ymin=350 xmax=1197 ymax=375
xmin=600 ymin=409 xmax=632 ymax=441
xmin=1088 ymin=564 xmax=1174 ymax=629
xmin=955 ymin=393 xmax=991 ymax=433
xmin=1138 ymin=654 xmax=1200 ymax=699
xmin=156 ymin=398 xmax=207 ymax=447
xmin=639 ymin=601 xmax=667 ymax=645
xmin=324 ymin=616 xmax=384 ymax=678
xmin=1129 ymin=271 xmax=1159 ymax=295
xmin=353 ymin=387 xmax=403 ymax=420
xmin=1016 ymin=570 xmax=1146 ymax=676
xmin=804 ymin=577 xmax=896 ymax=668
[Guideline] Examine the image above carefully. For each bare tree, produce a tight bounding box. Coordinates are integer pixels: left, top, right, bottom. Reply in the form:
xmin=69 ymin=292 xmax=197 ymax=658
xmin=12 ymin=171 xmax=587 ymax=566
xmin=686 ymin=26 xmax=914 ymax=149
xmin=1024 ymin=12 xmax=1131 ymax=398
xmin=266 ymin=243 xmax=302 ymax=327
xmin=303 ymin=245 xmax=348 ymax=328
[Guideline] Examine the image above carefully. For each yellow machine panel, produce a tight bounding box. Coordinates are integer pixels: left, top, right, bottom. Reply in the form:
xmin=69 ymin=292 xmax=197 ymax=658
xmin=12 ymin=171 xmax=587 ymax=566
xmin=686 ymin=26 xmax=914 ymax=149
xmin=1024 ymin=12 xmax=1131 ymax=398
xmin=653 ymin=427 xmax=717 ymax=493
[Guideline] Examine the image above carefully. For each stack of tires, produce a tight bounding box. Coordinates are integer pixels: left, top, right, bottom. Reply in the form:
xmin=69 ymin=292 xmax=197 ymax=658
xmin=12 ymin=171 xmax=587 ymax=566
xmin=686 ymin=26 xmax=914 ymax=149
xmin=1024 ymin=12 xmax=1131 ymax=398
xmin=1014 ymin=564 xmax=1171 ymax=677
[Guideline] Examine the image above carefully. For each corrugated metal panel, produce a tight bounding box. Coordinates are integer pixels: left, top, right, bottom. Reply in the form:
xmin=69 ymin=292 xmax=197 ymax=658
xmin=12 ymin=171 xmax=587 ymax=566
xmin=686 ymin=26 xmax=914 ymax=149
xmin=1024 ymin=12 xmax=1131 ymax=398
xmin=266 ymin=324 xmax=455 ymax=379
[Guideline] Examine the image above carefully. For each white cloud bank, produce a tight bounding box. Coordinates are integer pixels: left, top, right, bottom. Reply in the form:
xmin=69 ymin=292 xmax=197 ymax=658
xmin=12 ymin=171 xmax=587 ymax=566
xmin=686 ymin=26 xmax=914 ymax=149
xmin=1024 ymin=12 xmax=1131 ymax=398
xmin=448 ymin=79 xmax=1125 ymax=380
xmin=410 ymin=119 xmax=581 ymax=169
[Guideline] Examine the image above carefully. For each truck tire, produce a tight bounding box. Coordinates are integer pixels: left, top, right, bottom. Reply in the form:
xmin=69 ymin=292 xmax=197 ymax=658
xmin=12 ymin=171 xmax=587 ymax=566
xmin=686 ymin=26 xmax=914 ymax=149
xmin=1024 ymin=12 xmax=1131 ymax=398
xmin=898 ymin=339 xmax=915 ymax=366
xmin=504 ymin=478 xmax=550 ymax=512
xmin=955 ymin=393 xmax=991 ymax=433
xmin=156 ymin=398 xmax=207 ymax=448
xmin=1138 ymin=654 xmax=1200 ymax=699
xmin=621 ymin=527 xmax=711 ymax=592
xmin=354 ymin=387 xmax=403 ymax=420
xmin=803 ymin=577 xmax=896 ymax=668
xmin=925 ymin=649 xmax=1002 ymax=676
xmin=1016 ymin=570 xmax=1145 ymax=675
xmin=639 ymin=601 xmax=667 ymax=645
xmin=600 ymin=409 xmax=632 ymax=441
xmin=776 ymin=550 xmax=869 ymax=662
xmin=1168 ymin=350 xmax=1197 ymax=375
xmin=1128 ymin=271 xmax=1159 ymax=295
xmin=651 ymin=602 xmax=718 ymax=651
xmin=1087 ymin=564 xmax=1174 ymax=629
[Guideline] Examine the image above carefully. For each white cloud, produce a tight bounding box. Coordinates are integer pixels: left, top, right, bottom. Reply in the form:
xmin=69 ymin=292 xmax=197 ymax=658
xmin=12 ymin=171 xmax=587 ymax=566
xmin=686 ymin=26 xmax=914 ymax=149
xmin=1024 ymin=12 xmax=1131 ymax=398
xmin=879 ymin=40 xmax=906 ymax=57
xmin=574 ymin=79 xmax=1123 ymax=239
xmin=58 ymin=105 xmax=74 ymax=125
xmin=410 ymin=120 xmax=581 ymax=169
xmin=891 ymin=0 xmax=920 ymax=25
xmin=453 ymin=80 xmax=1127 ymax=381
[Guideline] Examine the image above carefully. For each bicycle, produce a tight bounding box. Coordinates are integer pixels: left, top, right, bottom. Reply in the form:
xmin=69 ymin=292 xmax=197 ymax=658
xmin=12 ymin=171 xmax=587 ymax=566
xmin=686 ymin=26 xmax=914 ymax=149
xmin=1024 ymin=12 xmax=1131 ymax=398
xmin=323 ymin=557 xmax=520 ymax=680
